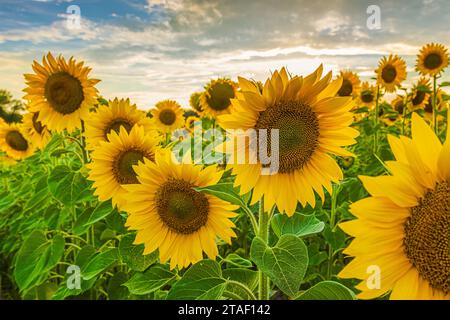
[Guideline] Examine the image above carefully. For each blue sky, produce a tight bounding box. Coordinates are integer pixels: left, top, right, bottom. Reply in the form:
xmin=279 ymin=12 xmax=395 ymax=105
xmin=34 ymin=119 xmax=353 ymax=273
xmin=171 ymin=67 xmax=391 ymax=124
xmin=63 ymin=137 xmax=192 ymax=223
xmin=0 ymin=0 xmax=449 ymax=109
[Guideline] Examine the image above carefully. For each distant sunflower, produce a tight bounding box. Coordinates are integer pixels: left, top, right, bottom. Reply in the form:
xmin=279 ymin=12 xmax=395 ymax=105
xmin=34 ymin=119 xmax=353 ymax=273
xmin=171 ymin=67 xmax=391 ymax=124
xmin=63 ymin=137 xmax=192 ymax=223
xmin=424 ymin=89 xmax=447 ymax=122
xmin=185 ymin=115 xmax=199 ymax=130
xmin=21 ymin=112 xmax=51 ymax=149
xmin=200 ymin=78 xmax=238 ymax=118
xmin=217 ymin=66 xmax=359 ymax=216
xmin=23 ymin=52 xmax=100 ymax=132
xmin=410 ymin=78 xmax=431 ymax=110
xmin=0 ymin=122 xmax=35 ymax=160
xmin=87 ymin=125 xmax=159 ymax=208
xmin=189 ymin=92 xmax=204 ymax=116
xmin=84 ymin=98 xmax=153 ymax=150
xmin=336 ymin=70 xmax=361 ymax=98
xmin=123 ymin=150 xmax=238 ymax=269
xmin=391 ymin=96 xmax=406 ymax=115
xmin=416 ymin=43 xmax=449 ymax=76
xmin=358 ymin=82 xmax=376 ymax=109
xmin=339 ymin=114 xmax=450 ymax=300
xmin=151 ymin=100 xmax=184 ymax=133
xmin=376 ymin=55 xmax=407 ymax=92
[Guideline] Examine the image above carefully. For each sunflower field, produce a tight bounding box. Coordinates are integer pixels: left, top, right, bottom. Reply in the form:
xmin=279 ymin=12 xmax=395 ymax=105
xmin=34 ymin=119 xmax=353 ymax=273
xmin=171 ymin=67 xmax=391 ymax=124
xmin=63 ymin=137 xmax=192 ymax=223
xmin=0 ymin=43 xmax=449 ymax=301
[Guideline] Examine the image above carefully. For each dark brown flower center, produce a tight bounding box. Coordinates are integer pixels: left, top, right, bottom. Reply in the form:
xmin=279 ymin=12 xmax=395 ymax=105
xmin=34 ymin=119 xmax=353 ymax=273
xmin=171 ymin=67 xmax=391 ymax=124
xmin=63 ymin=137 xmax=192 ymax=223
xmin=394 ymin=100 xmax=405 ymax=114
xmin=255 ymin=100 xmax=319 ymax=174
xmin=156 ymin=179 xmax=209 ymax=234
xmin=412 ymin=91 xmax=426 ymax=106
xmin=159 ymin=109 xmax=176 ymax=125
xmin=113 ymin=149 xmax=152 ymax=184
xmin=424 ymin=53 xmax=443 ymax=70
xmin=381 ymin=65 xmax=397 ymax=83
xmin=32 ymin=112 xmax=44 ymax=134
xmin=404 ymin=181 xmax=450 ymax=294
xmin=104 ymin=118 xmax=133 ymax=139
xmin=206 ymin=82 xmax=235 ymax=111
xmin=361 ymin=90 xmax=374 ymax=103
xmin=45 ymin=72 xmax=84 ymax=115
xmin=6 ymin=130 xmax=28 ymax=151
xmin=338 ymin=79 xmax=353 ymax=97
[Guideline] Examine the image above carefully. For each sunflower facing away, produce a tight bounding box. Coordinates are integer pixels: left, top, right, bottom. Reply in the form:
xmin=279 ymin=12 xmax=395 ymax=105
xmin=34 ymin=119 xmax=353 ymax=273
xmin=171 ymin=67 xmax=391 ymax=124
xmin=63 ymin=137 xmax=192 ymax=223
xmin=339 ymin=114 xmax=449 ymax=300
xmin=376 ymin=55 xmax=407 ymax=93
xmin=189 ymin=92 xmax=204 ymax=116
xmin=0 ymin=122 xmax=35 ymax=160
xmin=358 ymin=82 xmax=376 ymax=109
xmin=410 ymin=77 xmax=431 ymax=111
xmin=200 ymin=78 xmax=238 ymax=119
xmin=123 ymin=150 xmax=238 ymax=269
xmin=84 ymin=98 xmax=153 ymax=150
xmin=336 ymin=70 xmax=361 ymax=98
xmin=424 ymin=89 xmax=447 ymax=122
xmin=23 ymin=52 xmax=100 ymax=132
xmin=217 ymin=66 xmax=359 ymax=216
xmin=87 ymin=125 xmax=159 ymax=208
xmin=21 ymin=112 xmax=51 ymax=150
xmin=151 ymin=100 xmax=184 ymax=133
xmin=416 ymin=43 xmax=449 ymax=76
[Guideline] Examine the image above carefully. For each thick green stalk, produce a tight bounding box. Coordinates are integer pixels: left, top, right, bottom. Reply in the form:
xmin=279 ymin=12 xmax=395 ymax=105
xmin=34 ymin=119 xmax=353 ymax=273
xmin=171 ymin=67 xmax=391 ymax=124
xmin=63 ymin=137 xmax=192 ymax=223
xmin=373 ymin=85 xmax=380 ymax=154
xmin=432 ymin=75 xmax=438 ymax=134
xmin=258 ymin=199 xmax=270 ymax=300
xmin=326 ymin=184 xmax=340 ymax=280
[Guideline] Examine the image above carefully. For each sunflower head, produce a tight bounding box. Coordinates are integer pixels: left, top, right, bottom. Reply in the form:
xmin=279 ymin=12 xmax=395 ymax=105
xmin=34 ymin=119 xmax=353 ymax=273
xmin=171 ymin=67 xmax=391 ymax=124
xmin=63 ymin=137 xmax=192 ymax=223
xmin=376 ymin=54 xmax=407 ymax=93
xmin=217 ymin=66 xmax=359 ymax=215
xmin=0 ymin=122 xmax=35 ymax=160
xmin=339 ymin=114 xmax=450 ymax=300
xmin=21 ymin=111 xmax=51 ymax=150
xmin=87 ymin=125 xmax=159 ymax=208
xmin=189 ymin=92 xmax=204 ymax=115
xmin=336 ymin=70 xmax=361 ymax=98
xmin=122 ymin=150 xmax=238 ymax=269
xmin=23 ymin=52 xmax=100 ymax=133
xmin=151 ymin=100 xmax=184 ymax=133
xmin=84 ymin=98 xmax=153 ymax=150
xmin=185 ymin=115 xmax=199 ymax=130
xmin=416 ymin=43 xmax=449 ymax=76
xmin=200 ymin=78 xmax=238 ymax=118
xmin=358 ymin=82 xmax=376 ymax=109
xmin=410 ymin=77 xmax=431 ymax=110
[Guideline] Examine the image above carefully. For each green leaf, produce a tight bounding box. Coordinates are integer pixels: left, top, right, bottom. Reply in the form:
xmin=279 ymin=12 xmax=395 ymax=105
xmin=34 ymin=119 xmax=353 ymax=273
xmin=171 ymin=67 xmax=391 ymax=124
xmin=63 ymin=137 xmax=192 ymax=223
xmin=119 ymin=233 xmax=159 ymax=271
xmin=223 ymin=268 xmax=258 ymax=299
xmin=24 ymin=187 xmax=49 ymax=211
xmin=323 ymin=225 xmax=347 ymax=251
xmin=108 ymin=272 xmax=130 ymax=300
xmin=271 ymin=212 xmax=324 ymax=238
xmin=47 ymin=165 xmax=91 ymax=206
xmin=439 ymin=81 xmax=450 ymax=87
xmin=167 ymin=260 xmax=226 ymax=300
xmin=295 ymin=281 xmax=356 ymax=300
xmin=250 ymin=235 xmax=308 ymax=297
xmin=123 ymin=265 xmax=176 ymax=295
xmin=81 ymin=248 xmax=118 ymax=281
xmin=195 ymin=183 xmax=246 ymax=207
xmin=223 ymin=253 xmax=253 ymax=268
xmin=84 ymin=200 xmax=115 ymax=226
xmin=73 ymin=207 xmax=94 ymax=235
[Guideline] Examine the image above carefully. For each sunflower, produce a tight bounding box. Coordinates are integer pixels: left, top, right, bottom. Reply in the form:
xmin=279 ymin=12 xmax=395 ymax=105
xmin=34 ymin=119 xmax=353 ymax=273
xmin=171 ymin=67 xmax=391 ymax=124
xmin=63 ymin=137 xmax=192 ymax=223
xmin=189 ymin=92 xmax=204 ymax=116
xmin=424 ymin=89 xmax=447 ymax=122
xmin=21 ymin=112 xmax=51 ymax=149
xmin=391 ymin=96 xmax=406 ymax=115
xmin=122 ymin=149 xmax=238 ymax=269
xmin=200 ymin=78 xmax=238 ymax=118
xmin=84 ymin=98 xmax=153 ymax=150
xmin=185 ymin=115 xmax=199 ymax=130
xmin=339 ymin=114 xmax=450 ymax=300
xmin=357 ymin=82 xmax=376 ymax=109
xmin=0 ymin=122 xmax=35 ymax=160
xmin=87 ymin=125 xmax=159 ymax=208
xmin=151 ymin=100 xmax=184 ymax=133
xmin=23 ymin=52 xmax=100 ymax=133
xmin=410 ymin=77 xmax=431 ymax=110
xmin=336 ymin=70 xmax=361 ymax=98
xmin=416 ymin=43 xmax=449 ymax=76
xmin=217 ymin=66 xmax=359 ymax=216
xmin=376 ymin=55 xmax=407 ymax=93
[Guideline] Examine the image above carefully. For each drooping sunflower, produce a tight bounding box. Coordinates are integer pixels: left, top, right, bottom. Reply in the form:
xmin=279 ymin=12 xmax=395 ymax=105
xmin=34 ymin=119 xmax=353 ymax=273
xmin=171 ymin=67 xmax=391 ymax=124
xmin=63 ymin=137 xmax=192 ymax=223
xmin=200 ymin=78 xmax=238 ymax=118
xmin=123 ymin=149 xmax=238 ymax=269
xmin=217 ymin=66 xmax=359 ymax=216
xmin=0 ymin=122 xmax=35 ymax=160
xmin=84 ymin=98 xmax=153 ymax=150
xmin=151 ymin=100 xmax=184 ymax=133
xmin=416 ymin=43 xmax=449 ymax=76
xmin=339 ymin=114 xmax=449 ymax=300
xmin=189 ymin=92 xmax=204 ymax=116
xmin=21 ymin=112 xmax=51 ymax=150
xmin=357 ymin=82 xmax=376 ymax=109
xmin=87 ymin=125 xmax=159 ymax=208
xmin=424 ymin=89 xmax=447 ymax=122
xmin=410 ymin=77 xmax=431 ymax=110
xmin=376 ymin=55 xmax=407 ymax=92
xmin=336 ymin=70 xmax=361 ymax=98
xmin=23 ymin=52 xmax=100 ymax=132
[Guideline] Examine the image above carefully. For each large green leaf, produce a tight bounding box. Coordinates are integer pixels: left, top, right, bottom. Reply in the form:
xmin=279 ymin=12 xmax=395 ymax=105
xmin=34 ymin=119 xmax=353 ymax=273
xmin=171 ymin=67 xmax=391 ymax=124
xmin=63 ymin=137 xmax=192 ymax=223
xmin=250 ymin=235 xmax=308 ymax=297
xmin=119 ymin=233 xmax=159 ymax=271
xmin=195 ymin=183 xmax=246 ymax=207
xmin=123 ymin=265 xmax=176 ymax=295
xmin=271 ymin=212 xmax=325 ymax=238
xmin=81 ymin=248 xmax=118 ymax=281
xmin=84 ymin=200 xmax=115 ymax=226
xmin=223 ymin=268 xmax=258 ymax=300
xmin=47 ymin=165 xmax=91 ymax=206
xmin=167 ymin=260 xmax=226 ymax=300
xmin=295 ymin=281 xmax=356 ymax=300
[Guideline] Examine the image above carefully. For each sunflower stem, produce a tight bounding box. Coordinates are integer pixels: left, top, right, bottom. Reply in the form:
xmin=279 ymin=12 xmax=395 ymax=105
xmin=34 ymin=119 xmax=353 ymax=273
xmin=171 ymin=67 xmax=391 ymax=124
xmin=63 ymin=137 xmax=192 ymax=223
xmin=257 ymin=199 xmax=270 ymax=300
xmin=373 ymin=85 xmax=381 ymax=155
xmin=80 ymin=120 xmax=89 ymax=163
xmin=226 ymin=280 xmax=257 ymax=300
xmin=432 ymin=75 xmax=438 ymax=134
xmin=401 ymin=96 xmax=408 ymax=136
xmin=326 ymin=184 xmax=340 ymax=280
